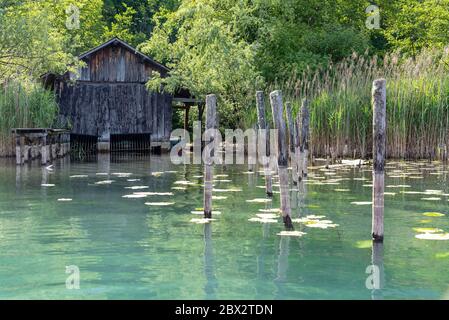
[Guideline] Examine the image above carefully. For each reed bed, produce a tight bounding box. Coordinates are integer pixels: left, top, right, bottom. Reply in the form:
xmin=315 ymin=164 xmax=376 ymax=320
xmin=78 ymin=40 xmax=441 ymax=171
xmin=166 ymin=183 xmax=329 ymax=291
xmin=0 ymin=81 xmax=58 ymax=156
xmin=275 ymin=48 xmax=449 ymax=160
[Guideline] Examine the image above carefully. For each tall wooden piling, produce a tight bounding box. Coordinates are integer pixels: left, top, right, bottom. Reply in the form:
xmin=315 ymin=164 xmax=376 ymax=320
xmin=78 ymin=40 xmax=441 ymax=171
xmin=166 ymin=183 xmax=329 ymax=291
xmin=256 ymin=91 xmax=273 ymax=196
xmin=269 ymin=90 xmax=293 ymax=229
xmin=41 ymin=135 xmax=48 ymax=165
xmin=15 ymin=136 xmax=23 ymax=165
xmin=299 ymin=98 xmax=310 ymax=178
xmin=204 ymin=94 xmax=217 ymax=219
xmin=286 ymin=102 xmax=298 ymax=185
xmin=372 ymin=79 xmax=386 ymax=242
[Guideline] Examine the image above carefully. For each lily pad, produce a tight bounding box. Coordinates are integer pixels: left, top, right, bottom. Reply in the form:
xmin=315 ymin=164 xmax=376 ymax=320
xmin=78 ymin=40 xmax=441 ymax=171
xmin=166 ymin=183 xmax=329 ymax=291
xmin=355 ymin=240 xmax=372 ymax=249
xmin=95 ymin=180 xmax=114 ymax=185
xmin=248 ymin=217 xmax=278 ymax=223
xmin=277 ymin=231 xmax=307 ymax=237
xmin=246 ymin=198 xmax=272 ymax=203
xmin=413 ymin=227 xmax=444 ymax=233
xmin=41 ymin=184 xmax=55 ymax=187
xmin=423 ymin=212 xmax=445 ymax=217
xmin=415 ymin=233 xmax=449 ymax=240
xmin=144 ymin=202 xmax=175 ymax=206
xmin=351 ymin=201 xmax=372 ymax=205
xmin=190 ymin=218 xmax=216 ymax=224
xmin=57 ymin=198 xmax=73 ymax=202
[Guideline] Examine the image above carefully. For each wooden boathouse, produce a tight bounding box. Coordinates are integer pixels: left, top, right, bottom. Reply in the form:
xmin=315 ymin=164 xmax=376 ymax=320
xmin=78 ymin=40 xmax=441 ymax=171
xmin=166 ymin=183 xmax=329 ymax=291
xmin=43 ymin=37 xmax=196 ymax=154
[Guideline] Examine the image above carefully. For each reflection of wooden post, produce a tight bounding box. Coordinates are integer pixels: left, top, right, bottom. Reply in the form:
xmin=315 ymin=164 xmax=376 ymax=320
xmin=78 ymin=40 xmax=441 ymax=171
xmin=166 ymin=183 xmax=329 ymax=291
xmin=286 ymin=102 xmax=298 ymax=185
xmin=256 ymin=91 xmax=273 ymax=197
xmin=269 ymin=90 xmax=293 ymax=229
xmin=204 ymin=94 xmax=217 ymax=219
xmin=41 ymin=135 xmax=48 ymax=165
xmin=372 ymin=79 xmax=386 ymax=242
xmin=371 ymin=241 xmax=384 ymax=300
xmin=299 ymin=98 xmax=310 ymax=178
xmin=15 ymin=135 xmax=23 ymax=165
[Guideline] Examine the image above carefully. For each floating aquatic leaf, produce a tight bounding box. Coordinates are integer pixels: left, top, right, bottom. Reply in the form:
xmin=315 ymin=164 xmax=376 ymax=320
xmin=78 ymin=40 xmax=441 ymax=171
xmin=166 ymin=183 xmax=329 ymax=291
xmin=384 ymin=192 xmax=396 ymax=196
xmin=386 ymin=185 xmax=411 ymax=188
xmin=125 ymin=186 xmax=149 ymax=190
xmin=191 ymin=210 xmax=221 ymax=215
xmin=258 ymin=208 xmax=281 ymax=213
xmin=151 ymin=172 xmax=164 ymax=177
xmin=164 ymin=171 xmax=178 ymax=174
xmin=435 ymin=252 xmax=449 ymax=259
xmin=419 ymin=219 xmax=432 ymax=223
xmin=335 ymin=189 xmax=350 ymax=192
xmin=415 ymin=233 xmax=449 ymax=240
xmin=212 ymin=196 xmax=227 ymax=200
xmin=190 ymin=218 xmax=216 ymax=224
xmin=96 ymin=173 xmax=108 ymax=176
xmin=355 ymin=240 xmax=372 ymax=249
xmin=57 ymin=198 xmax=72 ymax=202
xmin=246 ymin=198 xmax=272 ymax=203
xmin=41 ymin=184 xmax=55 ymax=187
xmin=242 ymin=171 xmax=255 ymax=175
xmin=421 ymin=197 xmax=441 ymax=201
xmin=214 ymin=179 xmax=232 ymax=182
xmin=306 ymin=222 xmax=339 ymax=229
xmin=133 ymin=192 xmax=173 ymax=196
xmin=413 ymin=227 xmax=443 ymax=233
xmin=277 ymin=231 xmax=307 ymax=237
xmin=171 ymin=187 xmax=187 ymax=190
xmin=112 ymin=173 xmax=132 ymax=177
xmin=122 ymin=194 xmax=147 ymax=198
xmin=256 ymin=213 xmax=278 ymax=219
xmin=213 ymin=188 xmax=242 ymax=192
xmin=248 ymin=217 xmax=277 ymax=223
xmin=174 ymin=180 xmax=196 ymax=185
xmin=70 ymin=175 xmax=88 ymax=178
xmin=351 ymin=201 xmax=372 ymax=205
xmin=95 ymin=180 xmax=114 ymax=185
xmin=307 ymin=215 xmax=326 ymax=219
xmin=423 ymin=212 xmax=445 ymax=217
xmin=307 ymin=204 xmax=320 ymax=209
xmin=127 ymin=179 xmax=141 ymax=182
xmin=145 ymin=202 xmax=175 ymax=206
xmin=215 ymin=174 xmax=229 ymax=178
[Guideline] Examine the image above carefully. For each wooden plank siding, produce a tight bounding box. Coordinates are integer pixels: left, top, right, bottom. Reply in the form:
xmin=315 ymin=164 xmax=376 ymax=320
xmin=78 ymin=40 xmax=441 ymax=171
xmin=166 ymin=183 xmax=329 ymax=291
xmin=55 ymin=39 xmax=172 ymax=143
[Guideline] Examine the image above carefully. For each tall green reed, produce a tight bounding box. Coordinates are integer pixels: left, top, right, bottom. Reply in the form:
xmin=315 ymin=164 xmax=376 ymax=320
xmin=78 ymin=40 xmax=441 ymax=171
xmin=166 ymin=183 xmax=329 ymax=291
xmin=276 ymin=48 xmax=449 ymax=159
xmin=0 ymin=81 xmax=58 ymax=156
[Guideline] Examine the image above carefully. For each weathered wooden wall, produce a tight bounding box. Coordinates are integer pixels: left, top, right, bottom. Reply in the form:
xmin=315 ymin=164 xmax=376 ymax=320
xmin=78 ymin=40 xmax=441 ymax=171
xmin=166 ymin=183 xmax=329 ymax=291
xmin=56 ymin=82 xmax=172 ymax=141
xmin=55 ymin=42 xmax=172 ymax=142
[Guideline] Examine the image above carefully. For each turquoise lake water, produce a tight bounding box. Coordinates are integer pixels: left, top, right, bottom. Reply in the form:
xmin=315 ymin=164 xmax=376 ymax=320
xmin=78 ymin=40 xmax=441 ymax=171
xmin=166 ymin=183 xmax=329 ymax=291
xmin=0 ymin=155 xmax=449 ymax=299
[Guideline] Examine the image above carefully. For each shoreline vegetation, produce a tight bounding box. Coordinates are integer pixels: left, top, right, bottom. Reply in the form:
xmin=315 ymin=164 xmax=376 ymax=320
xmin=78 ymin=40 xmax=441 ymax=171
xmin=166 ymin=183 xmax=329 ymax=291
xmin=1 ymin=1 xmax=449 ymax=160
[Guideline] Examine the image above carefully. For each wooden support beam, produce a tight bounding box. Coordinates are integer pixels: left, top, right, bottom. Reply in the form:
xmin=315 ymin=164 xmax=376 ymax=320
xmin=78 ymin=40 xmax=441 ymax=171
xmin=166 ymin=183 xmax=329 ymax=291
xmin=269 ymin=90 xmax=293 ymax=229
xmin=256 ymin=91 xmax=273 ymax=197
xmin=204 ymin=95 xmax=217 ymax=219
xmin=372 ymin=79 xmax=386 ymax=242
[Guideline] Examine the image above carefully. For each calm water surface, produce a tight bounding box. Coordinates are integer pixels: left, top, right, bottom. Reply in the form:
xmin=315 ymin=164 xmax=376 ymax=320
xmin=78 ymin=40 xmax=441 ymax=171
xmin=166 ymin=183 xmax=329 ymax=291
xmin=0 ymin=155 xmax=449 ymax=299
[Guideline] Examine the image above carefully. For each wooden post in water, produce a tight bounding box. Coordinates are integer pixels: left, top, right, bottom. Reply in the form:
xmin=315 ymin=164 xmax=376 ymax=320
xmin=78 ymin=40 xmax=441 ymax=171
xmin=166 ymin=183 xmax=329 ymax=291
xmin=269 ymin=90 xmax=293 ymax=229
xmin=286 ymin=102 xmax=298 ymax=185
xmin=299 ymin=98 xmax=310 ymax=178
xmin=256 ymin=91 xmax=273 ymax=196
xmin=204 ymin=94 xmax=217 ymax=219
xmin=372 ymin=79 xmax=386 ymax=242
